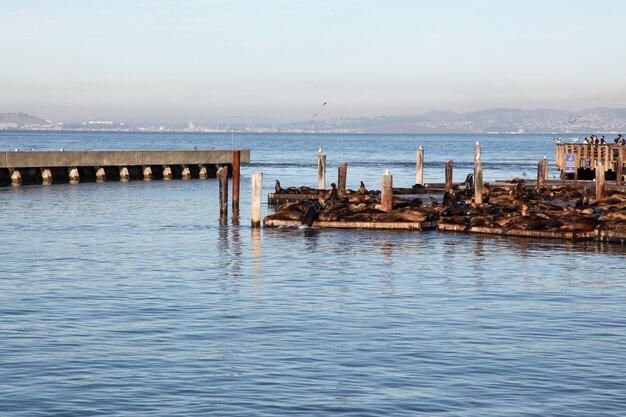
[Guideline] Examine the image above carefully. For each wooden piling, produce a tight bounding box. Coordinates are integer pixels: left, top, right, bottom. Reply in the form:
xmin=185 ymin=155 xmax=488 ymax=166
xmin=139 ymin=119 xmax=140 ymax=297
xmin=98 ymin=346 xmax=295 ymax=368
xmin=474 ymin=159 xmax=483 ymax=204
xmin=596 ymin=162 xmax=605 ymax=200
xmin=416 ymin=146 xmax=424 ymax=185
xmin=251 ymin=171 xmax=263 ymax=228
xmin=218 ymin=166 xmax=229 ymax=216
xmin=445 ymin=160 xmax=453 ymax=192
xmin=537 ymin=158 xmax=547 ymax=189
xmin=232 ymin=150 xmax=241 ymax=208
xmin=381 ymin=171 xmax=393 ymax=212
xmin=474 ymin=141 xmax=481 ymax=161
xmin=616 ymin=148 xmax=623 ymax=186
xmin=338 ymin=163 xmax=347 ymax=196
xmin=317 ymin=151 xmax=326 ymax=190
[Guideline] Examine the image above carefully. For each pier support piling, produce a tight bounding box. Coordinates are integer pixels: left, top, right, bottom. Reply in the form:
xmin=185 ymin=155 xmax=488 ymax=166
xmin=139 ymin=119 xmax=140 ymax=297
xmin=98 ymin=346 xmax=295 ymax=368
xmin=338 ymin=163 xmax=347 ymax=196
xmin=445 ymin=160 xmax=453 ymax=192
xmin=199 ymin=164 xmax=208 ymax=179
xmin=95 ymin=167 xmax=106 ymax=182
xmin=381 ymin=171 xmax=393 ymax=212
xmin=252 ymin=171 xmax=263 ymax=228
xmin=182 ymin=165 xmax=191 ymax=180
xmin=317 ymin=150 xmax=326 ymax=190
xmin=143 ymin=166 xmax=152 ymax=181
xmin=119 ymin=167 xmax=130 ymax=182
xmin=68 ymin=167 xmax=79 ymax=184
xmin=617 ymin=148 xmax=623 ymax=186
xmin=232 ymin=150 xmax=241 ymax=208
xmin=10 ymin=169 xmax=21 ymax=186
xmin=537 ymin=158 xmax=548 ymax=189
xmin=416 ymin=146 xmax=424 ymax=185
xmin=162 ymin=165 xmax=172 ymax=181
xmin=41 ymin=168 xmax=53 ymax=185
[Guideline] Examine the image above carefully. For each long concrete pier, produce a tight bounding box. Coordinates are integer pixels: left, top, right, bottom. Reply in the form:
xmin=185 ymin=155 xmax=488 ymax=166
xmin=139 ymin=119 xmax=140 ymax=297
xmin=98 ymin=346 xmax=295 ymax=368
xmin=0 ymin=150 xmax=250 ymax=186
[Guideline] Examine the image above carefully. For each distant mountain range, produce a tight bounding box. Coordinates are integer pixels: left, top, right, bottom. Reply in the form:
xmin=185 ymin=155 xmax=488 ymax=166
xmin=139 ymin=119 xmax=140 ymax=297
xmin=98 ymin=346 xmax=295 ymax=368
xmin=4 ymin=108 xmax=626 ymax=134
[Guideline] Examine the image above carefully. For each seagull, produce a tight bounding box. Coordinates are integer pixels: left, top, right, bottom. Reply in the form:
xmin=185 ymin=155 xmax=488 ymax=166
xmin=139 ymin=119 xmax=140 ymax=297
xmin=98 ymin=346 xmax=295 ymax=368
xmin=384 ymin=170 xmax=390 ymax=176
xmin=211 ymin=144 xmax=217 ymax=150
xmin=568 ymin=119 xmax=577 ymax=124
xmin=322 ymin=102 xmax=327 ymax=106
xmin=193 ymin=145 xmax=199 ymax=150
xmin=318 ymin=147 xmax=322 ymax=153
xmin=312 ymin=113 xmax=318 ymax=118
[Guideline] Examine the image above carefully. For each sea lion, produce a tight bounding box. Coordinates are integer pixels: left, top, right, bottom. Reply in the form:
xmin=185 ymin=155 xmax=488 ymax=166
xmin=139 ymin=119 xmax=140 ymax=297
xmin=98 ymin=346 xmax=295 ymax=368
xmin=275 ymin=179 xmax=286 ymax=194
xmin=301 ymin=203 xmax=320 ymax=227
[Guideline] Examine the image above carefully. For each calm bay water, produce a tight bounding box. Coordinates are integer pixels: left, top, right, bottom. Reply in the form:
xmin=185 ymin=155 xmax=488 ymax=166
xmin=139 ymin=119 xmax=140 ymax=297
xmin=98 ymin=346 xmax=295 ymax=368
xmin=1 ymin=131 xmax=625 ymax=416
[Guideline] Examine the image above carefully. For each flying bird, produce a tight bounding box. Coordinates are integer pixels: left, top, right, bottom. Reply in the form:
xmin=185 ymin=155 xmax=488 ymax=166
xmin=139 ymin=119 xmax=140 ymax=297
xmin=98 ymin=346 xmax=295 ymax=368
xmin=322 ymin=102 xmax=327 ymax=106
xmin=313 ymin=113 xmax=318 ymax=118
xmin=568 ymin=119 xmax=577 ymax=124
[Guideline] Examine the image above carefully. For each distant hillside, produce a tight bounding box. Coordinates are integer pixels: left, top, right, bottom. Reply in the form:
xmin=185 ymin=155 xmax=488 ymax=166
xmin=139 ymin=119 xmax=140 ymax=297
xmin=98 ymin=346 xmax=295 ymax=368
xmin=0 ymin=112 xmax=50 ymax=128
xmin=283 ymin=107 xmax=626 ymax=134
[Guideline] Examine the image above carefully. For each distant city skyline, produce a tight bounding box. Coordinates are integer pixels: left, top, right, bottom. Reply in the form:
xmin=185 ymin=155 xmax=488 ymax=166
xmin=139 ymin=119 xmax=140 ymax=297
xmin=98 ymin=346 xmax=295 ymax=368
xmin=2 ymin=0 xmax=626 ymax=122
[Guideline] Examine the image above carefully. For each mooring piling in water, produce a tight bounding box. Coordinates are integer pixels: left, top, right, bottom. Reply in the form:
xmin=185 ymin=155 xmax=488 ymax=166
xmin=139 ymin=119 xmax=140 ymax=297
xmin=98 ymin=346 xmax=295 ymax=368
xmin=474 ymin=156 xmax=483 ymax=204
xmin=381 ymin=170 xmax=393 ymax=212
xmin=317 ymin=149 xmax=326 ymax=190
xmin=537 ymin=157 xmax=548 ymax=189
xmin=445 ymin=160 xmax=453 ymax=191
xmin=616 ymin=148 xmax=623 ymax=186
xmin=338 ymin=163 xmax=347 ymax=196
xmin=251 ymin=171 xmax=263 ymax=228
xmin=416 ymin=146 xmax=424 ymax=185
xmin=218 ymin=166 xmax=229 ymax=216
xmin=232 ymin=150 xmax=241 ymax=208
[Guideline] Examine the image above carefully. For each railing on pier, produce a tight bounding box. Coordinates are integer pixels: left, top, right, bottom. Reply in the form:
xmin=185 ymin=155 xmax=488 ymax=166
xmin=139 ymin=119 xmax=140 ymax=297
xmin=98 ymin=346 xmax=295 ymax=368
xmin=555 ymin=143 xmax=626 ymax=174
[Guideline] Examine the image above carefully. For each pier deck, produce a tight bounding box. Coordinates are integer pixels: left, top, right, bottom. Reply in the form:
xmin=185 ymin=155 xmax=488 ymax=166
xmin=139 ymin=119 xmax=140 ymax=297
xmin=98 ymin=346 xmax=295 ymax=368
xmin=0 ymin=149 xmax=250 ymax=185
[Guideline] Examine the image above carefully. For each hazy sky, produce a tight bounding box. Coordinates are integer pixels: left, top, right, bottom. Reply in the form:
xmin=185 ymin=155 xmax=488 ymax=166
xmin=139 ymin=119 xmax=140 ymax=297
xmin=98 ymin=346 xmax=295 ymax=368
xmin=2 ymin=0 xmax=626 ymax=122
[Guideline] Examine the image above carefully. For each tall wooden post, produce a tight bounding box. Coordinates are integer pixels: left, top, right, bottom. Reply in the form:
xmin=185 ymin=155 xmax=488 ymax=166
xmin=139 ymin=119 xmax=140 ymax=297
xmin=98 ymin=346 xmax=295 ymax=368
xmin=317 ymin=150 xmax=326 ymax=190
xmin=616 ymin=148 xmax=623 ymax=186
xmin=474 ymin=141 xmax=481 ymax=161
xmin=445 ymin=160 xmax=453 ymax=192
xmin=232 ymin=150 xmax=241 ymax=208
xmin=218 ymin=166 xmax=229 ymax=217
xmin=381 ymin=171 xmax=393 ymax=212
xmin=338 ymin=163 xmax=347 ymax=196
xmin=416 ymin=146 xmax=424 ymax=185
xmin=596 ymin=162 xmax=605 ymax=200
xmin=251 ymin=172 xmax=263 ymax=228
xmin=537 ymin=158 xmax=547 ymax=189
xmin=474 ymin=159 xmax=483 ymax=204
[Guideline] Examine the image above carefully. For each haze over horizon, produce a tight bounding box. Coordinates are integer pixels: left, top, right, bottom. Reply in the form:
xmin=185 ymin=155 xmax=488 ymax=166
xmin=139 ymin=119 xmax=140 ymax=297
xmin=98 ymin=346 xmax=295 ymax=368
xmin=3 ymin=0 xmax=626 ymax=123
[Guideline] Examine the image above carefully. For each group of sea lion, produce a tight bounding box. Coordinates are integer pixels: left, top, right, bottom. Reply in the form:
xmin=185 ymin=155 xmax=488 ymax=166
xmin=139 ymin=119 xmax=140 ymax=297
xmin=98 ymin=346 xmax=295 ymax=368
xmin=266 ymin=178 xmax=626 ymax=234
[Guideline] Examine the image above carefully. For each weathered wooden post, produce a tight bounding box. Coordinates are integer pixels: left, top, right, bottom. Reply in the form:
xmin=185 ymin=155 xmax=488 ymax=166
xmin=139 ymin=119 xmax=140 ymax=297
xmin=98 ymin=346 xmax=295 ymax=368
xmin=474 ymin=141 xmax=481 ymax=161
xmin=251 ymin=171 xmax=263 ymax=228
xmin=143 ymin=166 xmax=152 ymax=181
xmin=596 ymin=161 xmax=605 ymax=200
xmin=445 ymin=160 xmax=453 ymax=192
xmin=381 ymin=170 xmax=393 ymax=212
xmin=416 ymin=146 xmax=424 ymax=185
xmin=68 ymin=167 xmax=80 ymax=183
xmin=537 ymin=157 xmax=547 ymax=189
xmin=95 ymin=167 xmax=106 ymax=182
xmin=10 ymin=169 xmax=21 ymax=186
xmin=317 ymin=149 xmax=326 ymax=190
xmin=616 ymin=148 xmax=623 ymax=187
xmin=232 ymin=150 xmax=241 ymax=208
xmin=41 ymin=168 xmax=53 ymax=185
xmin=474 ymin=157 xmax=483 ymax=204
xmin=218 ymin=166 xmax=229 ymax=217
xmin=338 ymin=163 xmax=347 ymax=196
xmin=119 ymin=167 xmax=130 ymax=182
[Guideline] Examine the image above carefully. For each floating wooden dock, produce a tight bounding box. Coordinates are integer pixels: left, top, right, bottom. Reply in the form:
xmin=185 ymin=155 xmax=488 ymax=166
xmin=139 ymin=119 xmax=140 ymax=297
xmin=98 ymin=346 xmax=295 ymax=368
xmin=437 ymin=223 xmax=596 ymax=241
xmin=0 ymin=149 xmax=250 ymax=186
xmin=556 ymin=143 xmax=625 ymax=180
xmin=264 ymin=218 xmax=437 ymax=230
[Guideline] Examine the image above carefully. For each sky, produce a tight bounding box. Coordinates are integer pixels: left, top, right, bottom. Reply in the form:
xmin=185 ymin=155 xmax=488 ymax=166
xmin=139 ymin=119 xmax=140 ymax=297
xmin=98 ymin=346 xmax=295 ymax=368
xmin=2 ymin=0 xmax=626 ymax=122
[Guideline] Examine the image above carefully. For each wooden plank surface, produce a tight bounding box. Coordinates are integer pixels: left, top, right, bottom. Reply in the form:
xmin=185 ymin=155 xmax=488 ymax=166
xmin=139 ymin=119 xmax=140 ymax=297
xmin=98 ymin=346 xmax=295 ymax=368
xmin=264 ymin=219 xmax=437 ymax=230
